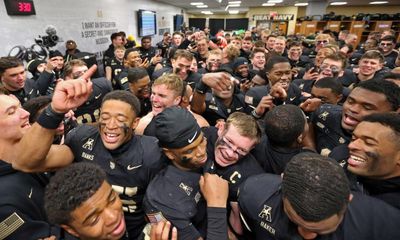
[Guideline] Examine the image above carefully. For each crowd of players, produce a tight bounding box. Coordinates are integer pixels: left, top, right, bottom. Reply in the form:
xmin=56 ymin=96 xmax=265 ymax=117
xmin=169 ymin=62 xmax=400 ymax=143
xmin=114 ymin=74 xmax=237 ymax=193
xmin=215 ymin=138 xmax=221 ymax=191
xmin=0 ymin=25 xmax=399 ymax=240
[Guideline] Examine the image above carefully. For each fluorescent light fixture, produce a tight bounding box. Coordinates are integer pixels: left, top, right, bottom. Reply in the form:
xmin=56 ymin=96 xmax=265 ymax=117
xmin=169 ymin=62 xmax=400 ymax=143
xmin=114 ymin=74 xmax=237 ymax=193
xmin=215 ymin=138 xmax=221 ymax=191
xmin=201 ymin=11 xmax=213 ymax=14
xmin=229 ymin=4 xmax=241 ymax=7
xmin=370 ymin=0 xmax=388 ymax=3
xmin=262 ymin=3 xmax=276 ymax=6
xmin=330 ymin=1 xmax=347 ymax=5
xmin=268 ymin=0 xmax=283 ymax=3
xmin=196 ymin=5 xmax=208 ymax=8
xmin=294 ymin=2 xmax=308 ymax=6
xmin=229 ymin=1 xmax=241 ymax=4
xmin=190 ymin=2 xmax=203 ymax=5
xmin=229 ymin=10 xmax=240 ymax=14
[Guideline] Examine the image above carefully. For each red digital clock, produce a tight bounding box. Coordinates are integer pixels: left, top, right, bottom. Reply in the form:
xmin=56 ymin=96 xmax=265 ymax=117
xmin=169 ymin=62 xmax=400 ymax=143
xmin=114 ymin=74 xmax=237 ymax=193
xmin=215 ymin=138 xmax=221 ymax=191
xmin=4 ymin=0 xmax=36 ymax=15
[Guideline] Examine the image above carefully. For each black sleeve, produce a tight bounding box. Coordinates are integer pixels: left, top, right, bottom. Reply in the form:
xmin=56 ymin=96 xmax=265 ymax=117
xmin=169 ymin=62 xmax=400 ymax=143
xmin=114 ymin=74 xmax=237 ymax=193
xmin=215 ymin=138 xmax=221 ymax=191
xmin=0 ymin=206 xmax=78 ymax=240
xmin=206 ymin=207 xmax=228 ymax=240
xmin=178 ymin=38 xmax=191 ymax=49
xmin=35 ymin=71 xmax=55 ymax=96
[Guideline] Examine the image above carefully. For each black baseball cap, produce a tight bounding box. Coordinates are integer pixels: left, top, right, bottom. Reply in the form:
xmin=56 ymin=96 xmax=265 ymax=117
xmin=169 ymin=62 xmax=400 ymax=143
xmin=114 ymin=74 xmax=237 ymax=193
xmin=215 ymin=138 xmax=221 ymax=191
xmin=155 ymin=106 xmax=201 ymax=149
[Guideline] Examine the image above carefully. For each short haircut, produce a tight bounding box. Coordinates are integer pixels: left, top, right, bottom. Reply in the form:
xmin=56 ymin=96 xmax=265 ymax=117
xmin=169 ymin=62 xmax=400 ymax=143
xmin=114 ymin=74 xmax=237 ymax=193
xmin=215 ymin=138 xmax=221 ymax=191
xmin=163 ymin=32 xmax=171 ymax=37
xmin=360 ymin=50 xmax=385 ymax=63
xmin=267 ymin=34 xmax=277 ymax=40
xmin=124 ymin=48 xmax=140 ymax=60
xmin=173 ymin=31 xmax=184 ymax=38
xmin=141 ymin=36 xmax=152 ymax=42
xmin=264 ymin=105 xmax=305 ymax=147
xmin=23 ymin=96 xmax=52 ymax=123
xmin=225 ymin=112 xmax=261 ymax=144
xmin=265 ymin=55 xmax=290 ymax=72
xmin=110 ymin=32 xmax=123 ymax=41
xmin=231 ymin=36 xmax=242 ymax=41
xmin=275 ymin=36 xmax=287 ymax=42
xmin=127 ymin=67 xmax=149 ymax=83
xmin=101 ymin=90 xmax=141 ymax=116
xmin=63 ymin=59 xmax=87 ymax=78
xmin=45 ymin=162 xmax=107 ymax=225
xmin=242 ymin=36 xmax=253 ymax=42
xmin=224 ymin=45 xmax=240 ymax=62
xmin=250 ymin=48 xmax=266 ymax=59
xmin=380 ymin=35 xmax=396 ymax=43
xmin=173 ymin=49 xmax=194 ymax=61
xmin=254 ymin=40 xmax=266 ymax=48
xmin=323 ymin=53 xmax=347 ymax=69
xmin=356 ymin=79 xmax=400 ymax=111
xmin=153 ymin=73 xmax=184 ymax=98
xmin=314 ymin=77 xmax=343 ymax=95
xmin=362 ymin=113 xmax=400 ymax=147
xmin=282 ymin=152 xmax=350 ymax=222
xmin=0 ymin=57 xmax=24 ymax=76
xmin=288 ymin=41 xmax=302 ymax=49
xmin=114 ymin=46 xmax=126 ymax=52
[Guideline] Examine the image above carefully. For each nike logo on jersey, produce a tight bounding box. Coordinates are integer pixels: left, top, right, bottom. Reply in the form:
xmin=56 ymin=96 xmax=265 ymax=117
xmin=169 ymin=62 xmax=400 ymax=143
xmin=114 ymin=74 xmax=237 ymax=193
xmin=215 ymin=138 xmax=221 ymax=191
xmin=95 ymin=93 xmax=102 ymax=99
xmin=28 ymin=188 xmax=33 ymax=198
xmin=188 ymin=131 xmax=198 ymax=143
xmin=289 ymin=97 xmax=296 ymax=101
xmin=127 ymin=164 xmax=142 ymax=170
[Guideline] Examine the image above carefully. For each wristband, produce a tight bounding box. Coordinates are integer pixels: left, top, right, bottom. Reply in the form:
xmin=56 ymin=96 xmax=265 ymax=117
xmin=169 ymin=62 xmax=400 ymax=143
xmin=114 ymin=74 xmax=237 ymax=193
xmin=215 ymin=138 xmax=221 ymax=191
xmin=195 ymin=80 xmax=210 ymax=94
xmin=37 ymin=105 xmax=65 ymax=129
xmin=251 ymin=109 xmax=262 ymax=119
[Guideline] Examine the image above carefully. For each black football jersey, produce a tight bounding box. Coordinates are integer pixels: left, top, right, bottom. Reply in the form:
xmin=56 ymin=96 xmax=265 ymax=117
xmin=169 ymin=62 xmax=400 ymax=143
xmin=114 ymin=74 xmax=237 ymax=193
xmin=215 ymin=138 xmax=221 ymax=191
xmin=244 ymin=84 xmax=302 ymax=111
xmin=203 ymin=127 xmax=265 ymax=201
xmin=74 ymin=77 xmax=112 ymax=124
xmin=310 ymin=104 xmax=351 ymax=155
xmin=143 ymin=165 xmax=207 ymax=240
xmin=105 ymin=57 xmax=124 ymax=89
xmin=65 ymin=125 xmax=166 ymax=239
xmin=238 ymin=174 xmax=400 ymax=240
xmin=203 ymin=93 xmax=250 ymax=126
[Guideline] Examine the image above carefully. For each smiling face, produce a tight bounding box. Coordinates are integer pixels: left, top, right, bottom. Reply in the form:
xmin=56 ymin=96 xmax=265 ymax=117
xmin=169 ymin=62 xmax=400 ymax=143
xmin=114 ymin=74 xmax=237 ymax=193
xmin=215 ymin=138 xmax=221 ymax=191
xmin=347 ymin=121 xmax=400 ymax=179
xmin=251 ymin=52 xmax=266 ymax=70
xmin=214 ymin=125 xmax=256 ymax=167
xmin=318 ymin=58 xmax=344 ymax=79
xmin=267 ymin=62 xmax=292 ymax=91
xmin=358 ymin=58 xmax=382 ymax=77
xmin=288 ymin=46 xmax=302 ymax=61
xmin=0 ymin=95 xmax=30 ymax=142
xmin=150 ymin=84 xmax=181 ymax=116
xmin=99 ymin=100 xmax=139 ymax=150
xmin=341 ymin=88 xmax=393 ymax=132
xmin=64 ymin=181 xmax=126 ymax=240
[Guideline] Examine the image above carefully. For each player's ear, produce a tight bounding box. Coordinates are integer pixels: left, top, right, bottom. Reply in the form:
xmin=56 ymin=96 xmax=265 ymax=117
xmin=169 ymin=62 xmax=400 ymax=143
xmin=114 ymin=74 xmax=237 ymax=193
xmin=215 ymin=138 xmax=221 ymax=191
xmin=163 ymin=148 xmax=177 ymax=161
xmin=61 ymin=224 xmax=80 ymax=238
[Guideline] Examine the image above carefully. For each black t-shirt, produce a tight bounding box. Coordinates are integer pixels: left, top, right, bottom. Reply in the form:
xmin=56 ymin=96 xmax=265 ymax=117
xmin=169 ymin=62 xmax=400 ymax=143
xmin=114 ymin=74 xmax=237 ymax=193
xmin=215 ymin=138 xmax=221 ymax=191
xmin=310 ymin=104 xmax=351 ymax=155
xmin=384 ymin=51 xmax=398 ymax=69
xmin=143 ymin=165 xmax=207 ymax=240
xmin=65 ymin=125 xmax=166 ymax=239
xmin=238 ymin=174 xmax=400 ymax=240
